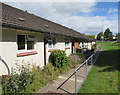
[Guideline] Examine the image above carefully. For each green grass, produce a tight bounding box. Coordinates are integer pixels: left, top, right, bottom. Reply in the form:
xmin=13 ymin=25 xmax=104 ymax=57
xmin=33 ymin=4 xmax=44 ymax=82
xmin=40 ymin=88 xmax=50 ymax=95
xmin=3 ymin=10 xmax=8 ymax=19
xmin=78 ymin=41 xmax=119 ymax=93
xmin=0 ymin=86 xmax=1 ymax=94
xmin=0 ymin=76 xmax=2 ymax=95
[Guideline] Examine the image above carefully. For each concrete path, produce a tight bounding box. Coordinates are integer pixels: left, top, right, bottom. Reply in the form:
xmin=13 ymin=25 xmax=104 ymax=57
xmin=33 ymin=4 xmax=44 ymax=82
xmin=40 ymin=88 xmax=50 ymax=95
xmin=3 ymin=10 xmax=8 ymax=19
xmin=37 ymin=65 xmax=92 ymax=94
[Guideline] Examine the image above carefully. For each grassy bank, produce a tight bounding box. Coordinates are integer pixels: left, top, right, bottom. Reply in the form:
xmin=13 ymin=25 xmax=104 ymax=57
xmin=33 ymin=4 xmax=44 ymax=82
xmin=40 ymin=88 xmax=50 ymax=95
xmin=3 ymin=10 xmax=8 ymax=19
xmin=79 ymin=41 xmax=119 ymax=93
xmin=0 ymin=76 xmax=2 ymax=94
xmin=0 ymin=84 xmax=2 ymax=95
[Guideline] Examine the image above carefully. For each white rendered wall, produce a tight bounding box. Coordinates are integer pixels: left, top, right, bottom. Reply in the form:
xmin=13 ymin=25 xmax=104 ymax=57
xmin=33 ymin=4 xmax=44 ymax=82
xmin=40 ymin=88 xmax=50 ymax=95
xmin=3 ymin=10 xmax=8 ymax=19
xmin=88 ymin=42 xmax=92 ymax=50
xmin=1 ymin=28 xmax=45 ymax=75
xmin=46 ymin=36 xmax=72 ymax=64
xmin=1 ymin=28 xmax=72 ymax=75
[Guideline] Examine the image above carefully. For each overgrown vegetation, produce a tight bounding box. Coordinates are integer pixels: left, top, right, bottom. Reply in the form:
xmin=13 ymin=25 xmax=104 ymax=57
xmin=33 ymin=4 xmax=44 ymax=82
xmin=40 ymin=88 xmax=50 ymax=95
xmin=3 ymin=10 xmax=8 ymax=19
xmin=79 ymin=41 xmax=119 ymax=93
xmin=2 ymin=50 xmax=86 ymax=94
xmin=68 ymin=53 xmax=85 ymax=68
xmin=0 ymin=76 xmax=2 ymax=95
xmin=2 ymin=63 xmax=33 ymax=94
xmin=50 ymin=50 xmax=68 ymax=68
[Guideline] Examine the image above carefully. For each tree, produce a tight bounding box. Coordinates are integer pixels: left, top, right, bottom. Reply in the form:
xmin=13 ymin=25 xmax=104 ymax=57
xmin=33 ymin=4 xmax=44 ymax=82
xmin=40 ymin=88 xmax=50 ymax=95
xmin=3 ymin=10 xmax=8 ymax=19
xmin=86 ymin=35 xmax=95 ymax=40
xmin=97 ymin=32 xmax=103 ymax=40
xmin=104 ymin=28 xmax=113 ymax=40
xmin=116 ymin=33 xmax=120 ymax=40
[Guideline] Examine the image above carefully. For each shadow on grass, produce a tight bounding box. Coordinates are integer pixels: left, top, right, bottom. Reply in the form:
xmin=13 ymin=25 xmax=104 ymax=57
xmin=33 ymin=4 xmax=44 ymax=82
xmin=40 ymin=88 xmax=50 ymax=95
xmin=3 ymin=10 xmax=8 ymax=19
xmin=94 ymin=49 xmax=120 ymax=72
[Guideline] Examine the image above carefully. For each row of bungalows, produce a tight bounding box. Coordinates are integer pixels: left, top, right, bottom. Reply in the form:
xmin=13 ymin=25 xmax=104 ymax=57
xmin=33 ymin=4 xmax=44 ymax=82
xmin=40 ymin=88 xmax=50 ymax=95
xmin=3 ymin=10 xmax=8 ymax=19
xmin=0 ymin=3 xmax=95 ymax=76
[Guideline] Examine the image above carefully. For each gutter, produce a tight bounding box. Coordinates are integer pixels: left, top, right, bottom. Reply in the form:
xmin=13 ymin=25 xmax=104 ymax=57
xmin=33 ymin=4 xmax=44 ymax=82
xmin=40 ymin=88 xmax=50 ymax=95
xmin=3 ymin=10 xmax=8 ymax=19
xmin=1 ymin=22 xmax=93 ymax=42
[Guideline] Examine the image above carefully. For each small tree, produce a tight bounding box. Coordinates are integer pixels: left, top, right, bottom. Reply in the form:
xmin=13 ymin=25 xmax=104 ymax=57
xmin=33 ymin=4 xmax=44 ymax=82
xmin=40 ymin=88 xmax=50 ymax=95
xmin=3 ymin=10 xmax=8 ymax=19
xmin=104 ymin=28 xmax=113 ymax=40
xmin=97 ymin=32 xmax=103 ymax=40
xmin=116 ymin=33 xmax=120 ymax=40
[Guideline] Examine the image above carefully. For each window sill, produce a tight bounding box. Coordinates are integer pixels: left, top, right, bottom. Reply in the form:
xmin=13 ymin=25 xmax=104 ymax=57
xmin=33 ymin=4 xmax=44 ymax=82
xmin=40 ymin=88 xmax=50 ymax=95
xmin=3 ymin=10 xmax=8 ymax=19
xmin=17 ymin=51 xmax=37 ymax=57
xmin=48 ymin=49 xmax=59 ymax=52
xmin=65 ymin=47 xmax=70 ymax=50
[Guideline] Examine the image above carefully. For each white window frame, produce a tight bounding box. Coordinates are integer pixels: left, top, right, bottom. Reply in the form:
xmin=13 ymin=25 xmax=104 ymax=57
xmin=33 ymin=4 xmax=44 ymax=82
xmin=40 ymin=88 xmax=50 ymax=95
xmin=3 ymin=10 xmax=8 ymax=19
xmin=48 ymin=38 xmax=57 ymax=49
xmin=53 ymin=38 xmax=57 ymax=48
xmin=16 ymin=34 xmax=36 ymax=54
xmin=65 ymin=39 xmax=70 ymax=47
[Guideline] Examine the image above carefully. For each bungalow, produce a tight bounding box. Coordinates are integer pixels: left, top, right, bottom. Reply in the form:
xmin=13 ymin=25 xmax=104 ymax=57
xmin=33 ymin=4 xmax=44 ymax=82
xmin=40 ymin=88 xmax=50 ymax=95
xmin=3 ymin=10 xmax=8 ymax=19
xmin=0 ymin=3 xmax=94 ymax=76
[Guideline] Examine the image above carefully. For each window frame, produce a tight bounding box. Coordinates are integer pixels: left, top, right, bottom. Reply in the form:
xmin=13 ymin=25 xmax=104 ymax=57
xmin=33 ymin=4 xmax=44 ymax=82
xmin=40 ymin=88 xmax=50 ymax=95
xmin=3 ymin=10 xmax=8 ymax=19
xmin=48 ymin=38 xmax=57 ymax=49
xmin=65 ymin=39 xmax=70 ymax=47
xmin=16 ymin=34 xmax=36 ymax=54
xmin=17 ymin=34 xmax=26 ymax=51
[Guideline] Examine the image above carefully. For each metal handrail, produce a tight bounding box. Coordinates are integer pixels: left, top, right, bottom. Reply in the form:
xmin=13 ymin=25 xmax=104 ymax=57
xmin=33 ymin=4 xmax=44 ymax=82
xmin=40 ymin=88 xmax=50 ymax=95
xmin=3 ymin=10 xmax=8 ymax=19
xmin=0 ymin=56 xmax=10 ymax=75
xmin=57 ymin=48 xmax=101 ymax=94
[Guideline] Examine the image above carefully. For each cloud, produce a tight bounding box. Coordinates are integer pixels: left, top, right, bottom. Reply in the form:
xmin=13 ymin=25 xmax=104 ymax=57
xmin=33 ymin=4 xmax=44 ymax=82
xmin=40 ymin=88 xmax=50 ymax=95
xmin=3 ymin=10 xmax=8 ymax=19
xmin=4 ymin=2 xmax=118 ymax=35
xmin=108 ymin=8 xmax=118 ymax=14
xmin=3 ymin=0 xmax=97 ymax=2
xmin=58 ymin=15 xmax=118 ymax=35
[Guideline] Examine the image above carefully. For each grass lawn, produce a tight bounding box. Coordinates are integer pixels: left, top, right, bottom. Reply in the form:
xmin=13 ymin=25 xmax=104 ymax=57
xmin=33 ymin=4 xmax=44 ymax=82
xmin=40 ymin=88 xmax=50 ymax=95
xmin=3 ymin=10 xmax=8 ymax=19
xmin=0 ymin=76 xmax=2 ymax=94
xmin=0 ymin=84 xmax=2 ymax=95
xmin=78 ymin=41 xmax=119 ymax=93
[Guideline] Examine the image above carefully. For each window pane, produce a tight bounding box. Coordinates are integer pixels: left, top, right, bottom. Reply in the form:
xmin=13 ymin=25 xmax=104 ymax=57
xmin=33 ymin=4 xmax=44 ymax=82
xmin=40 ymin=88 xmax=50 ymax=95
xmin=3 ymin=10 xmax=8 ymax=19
xmin=17 ymin=35 xmax=25 ymax=50
xmin=65 ymin=39 xmax=69 ymax=46
xmin=27 ymin=41 xmax=34 ymax=50
xmin=48 ymin=41 xmax=52 ymax=48
xmin=53 ymin=38 xmax=56 ymax=47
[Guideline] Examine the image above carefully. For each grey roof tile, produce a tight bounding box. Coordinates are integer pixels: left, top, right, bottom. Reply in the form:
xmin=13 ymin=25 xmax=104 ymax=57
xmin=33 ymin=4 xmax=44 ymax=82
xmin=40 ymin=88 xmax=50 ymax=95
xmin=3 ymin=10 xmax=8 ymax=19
xmin=1 ymin=2 xmax=93 ymax=41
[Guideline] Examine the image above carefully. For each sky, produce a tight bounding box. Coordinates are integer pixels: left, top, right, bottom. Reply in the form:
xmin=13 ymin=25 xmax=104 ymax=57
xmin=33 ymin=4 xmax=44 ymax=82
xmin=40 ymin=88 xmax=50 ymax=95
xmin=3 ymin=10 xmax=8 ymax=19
xmin=3 ymin=0 xmax=119 ymax=36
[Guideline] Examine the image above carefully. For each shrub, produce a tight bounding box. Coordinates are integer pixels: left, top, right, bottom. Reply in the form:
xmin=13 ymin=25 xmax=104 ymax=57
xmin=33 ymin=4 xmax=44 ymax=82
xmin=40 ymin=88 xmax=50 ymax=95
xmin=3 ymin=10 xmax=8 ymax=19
xmin=59 ymin=65 xmax=70 ymax=73
xmin=25 ymin=68 xmax=48 ymax=93
xmin=70 ymin=52 xmax=85 ymax=62
xmin=68 ymin=55 xmax=81 ymax=68
xmin=44 ymin=63 xmax=60 ymax=79
xmin=49 ymin=50 xmax=68 ymax=68
xmin=2 ymin=63 xmax=33 ymax=94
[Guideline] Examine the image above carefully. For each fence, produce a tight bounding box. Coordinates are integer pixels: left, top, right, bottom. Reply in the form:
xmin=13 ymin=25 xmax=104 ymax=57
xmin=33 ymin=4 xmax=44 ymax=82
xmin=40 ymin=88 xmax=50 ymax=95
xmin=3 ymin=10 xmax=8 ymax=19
xmin=57 ymin=48 xmax=102 ymax=94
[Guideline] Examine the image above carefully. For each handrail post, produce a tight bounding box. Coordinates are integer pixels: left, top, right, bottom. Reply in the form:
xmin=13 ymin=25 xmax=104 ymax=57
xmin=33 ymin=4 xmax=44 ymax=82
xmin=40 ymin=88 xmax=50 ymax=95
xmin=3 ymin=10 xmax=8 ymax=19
xmin=86 ymin=61 xmax=88 ymax=75
xmin=93 ymin=54 xmax=94 ymax=63
xmin=91 ymin=55 xmax=93 ymax=65
xmin=75 ymin=71 xmax=77 ymax=95
xmin=57 ymin=49 xmax=101 ymax=94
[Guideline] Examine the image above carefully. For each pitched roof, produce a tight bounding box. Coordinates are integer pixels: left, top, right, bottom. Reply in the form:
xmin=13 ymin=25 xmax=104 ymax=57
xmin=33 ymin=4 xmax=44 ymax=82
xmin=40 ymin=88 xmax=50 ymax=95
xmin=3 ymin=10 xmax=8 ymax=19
xmin=0 ymin=2 xmax=93 ymax=41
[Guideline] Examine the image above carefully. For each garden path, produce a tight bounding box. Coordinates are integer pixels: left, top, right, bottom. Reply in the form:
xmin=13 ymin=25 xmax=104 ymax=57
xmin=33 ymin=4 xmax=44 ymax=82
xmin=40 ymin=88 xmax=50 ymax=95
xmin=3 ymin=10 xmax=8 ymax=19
xmin=37 ymin=65 xmax=91 ymax=94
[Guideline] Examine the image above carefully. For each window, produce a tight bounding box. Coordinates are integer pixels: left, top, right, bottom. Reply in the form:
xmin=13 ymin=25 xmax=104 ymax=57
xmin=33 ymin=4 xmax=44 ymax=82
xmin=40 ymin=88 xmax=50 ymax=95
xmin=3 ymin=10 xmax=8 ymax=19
xmin=27 ymin=41 xmax=34 ymax=50
xmin=17 ymin=35 xmax=25 ymax=50
xmin=65 ymin=39 xmax=69 ymax=47
xmin=17 ymin=34 xmax=35 ymax=51
xmin=48 ymin=39 xmax=53 ymax=48
xmin=82 ymin=42 xmax=84 ymax=48
xmin=53 ymin=38 xmax=56 ymax=47
xmin=48 ymin=38 xmax=56 ymax=48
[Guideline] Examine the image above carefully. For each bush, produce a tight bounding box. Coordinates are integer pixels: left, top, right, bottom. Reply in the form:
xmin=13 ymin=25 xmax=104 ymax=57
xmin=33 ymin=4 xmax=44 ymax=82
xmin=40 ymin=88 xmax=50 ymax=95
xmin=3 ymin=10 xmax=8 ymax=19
xmin=49 ymin=50 xmax=68 ymax=68
xmin=44 ymin=63 xmax=60 ymax=79
xmin=68 ymin=55 xmax=81 ymax=68
xmin=2 ymin=63 xmax=33 ymax=94
xmin=59 ymin=65 xmax=70 ymax=73
xmin=70 ymin=53 xmax=85 ymax=62
xmin=25 ymin=67 xmax=48 ymax=93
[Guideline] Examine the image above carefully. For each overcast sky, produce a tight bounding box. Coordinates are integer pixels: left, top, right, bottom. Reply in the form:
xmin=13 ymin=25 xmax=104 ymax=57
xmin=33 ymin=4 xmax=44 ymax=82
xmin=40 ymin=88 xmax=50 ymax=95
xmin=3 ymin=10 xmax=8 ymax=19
xmin=4 ymin=0 xmax=119 ymax=35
